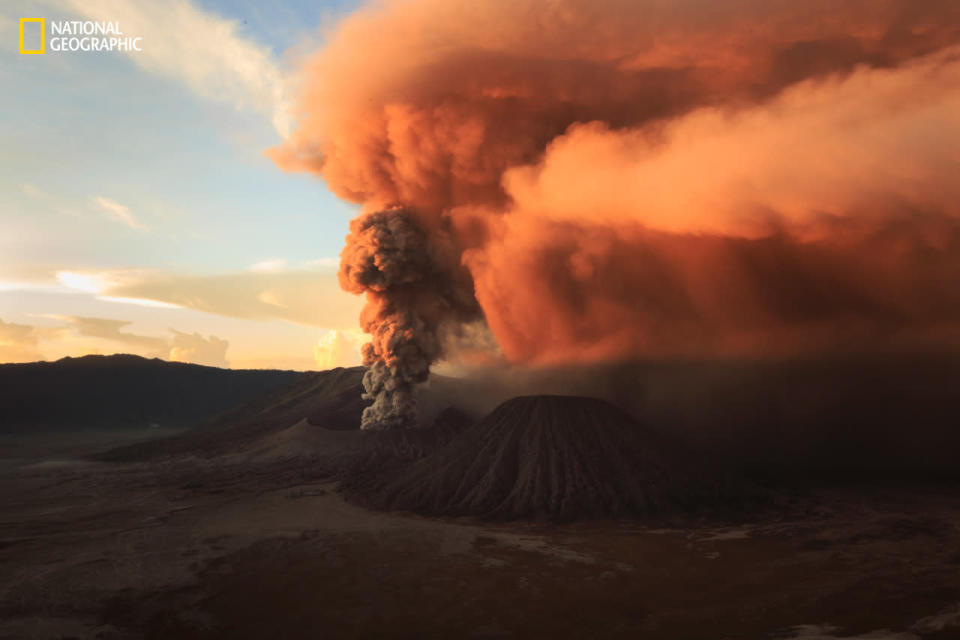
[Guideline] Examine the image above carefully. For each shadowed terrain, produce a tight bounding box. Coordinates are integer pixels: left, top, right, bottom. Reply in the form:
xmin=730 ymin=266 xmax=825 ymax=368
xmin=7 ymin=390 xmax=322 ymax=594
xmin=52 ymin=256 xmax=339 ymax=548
xmin=2 ymin=357 xmax=960 ymax=638
xmin=0 ymin=355 xmax=303 ymax=433
xmin=95 ymin=366 xmax=366 ymax=462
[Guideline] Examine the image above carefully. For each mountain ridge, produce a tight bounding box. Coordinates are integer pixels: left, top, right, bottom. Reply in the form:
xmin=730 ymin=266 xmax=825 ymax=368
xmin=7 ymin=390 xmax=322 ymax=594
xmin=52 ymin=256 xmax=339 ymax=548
xmin=0 ymin=354 xmax=305 ymax=433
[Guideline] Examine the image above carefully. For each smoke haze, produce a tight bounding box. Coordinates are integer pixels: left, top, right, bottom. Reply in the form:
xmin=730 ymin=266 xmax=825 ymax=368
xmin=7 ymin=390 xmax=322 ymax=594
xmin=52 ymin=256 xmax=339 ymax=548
xmin=272 ymin=0 xmax=960 ymax=426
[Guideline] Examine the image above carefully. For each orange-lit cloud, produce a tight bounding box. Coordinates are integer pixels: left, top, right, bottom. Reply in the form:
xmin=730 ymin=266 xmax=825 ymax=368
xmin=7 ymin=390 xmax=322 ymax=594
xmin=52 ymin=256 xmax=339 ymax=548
xmin=272 ymin=0 xmax=960 ymax=370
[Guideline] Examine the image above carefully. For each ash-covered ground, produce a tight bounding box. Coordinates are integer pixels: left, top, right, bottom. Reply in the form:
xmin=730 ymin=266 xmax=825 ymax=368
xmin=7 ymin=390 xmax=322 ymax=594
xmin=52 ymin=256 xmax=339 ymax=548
xmin=3 ymin=357 xmax=960 ymax=639
xmin=3 ymin=446 xmax=960 ymax=639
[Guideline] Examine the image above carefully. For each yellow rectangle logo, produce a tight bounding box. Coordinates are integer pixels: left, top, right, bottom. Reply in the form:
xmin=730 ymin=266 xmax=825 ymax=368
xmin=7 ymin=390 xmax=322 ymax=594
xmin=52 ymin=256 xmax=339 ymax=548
xmin=19 ymin=18 xmax=45 ymax=54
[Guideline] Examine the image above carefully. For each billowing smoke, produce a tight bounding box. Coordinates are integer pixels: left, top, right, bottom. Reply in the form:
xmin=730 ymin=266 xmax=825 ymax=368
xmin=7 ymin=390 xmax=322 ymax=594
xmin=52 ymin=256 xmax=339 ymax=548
xmin=338 ymin=208 xmax=477 ymax=428
xmin=271 ymin=0 xmax=960 ymax=427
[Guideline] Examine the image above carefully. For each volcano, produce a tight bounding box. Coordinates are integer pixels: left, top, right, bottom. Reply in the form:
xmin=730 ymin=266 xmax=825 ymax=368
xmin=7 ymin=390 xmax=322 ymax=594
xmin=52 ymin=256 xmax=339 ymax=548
xmin=347 ymin=395 xmax=729 ymax=520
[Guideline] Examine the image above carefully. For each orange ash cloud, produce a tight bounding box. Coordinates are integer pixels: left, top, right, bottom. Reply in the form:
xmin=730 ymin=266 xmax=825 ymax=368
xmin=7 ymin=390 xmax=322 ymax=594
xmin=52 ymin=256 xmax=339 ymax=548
xmin=271 ymin=0 xmax=960 ymax=369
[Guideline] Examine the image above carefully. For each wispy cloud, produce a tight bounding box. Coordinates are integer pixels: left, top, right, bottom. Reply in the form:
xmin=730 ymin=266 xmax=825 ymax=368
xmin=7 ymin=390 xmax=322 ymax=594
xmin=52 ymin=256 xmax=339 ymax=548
xmin=54 ymin=269 xmax=181 ymax=308
xmin=0 ymin=317 xmax=42 ymax=363
xmin=50 ymin=0 xmax=291 ymax=136
xmin=20 ymin=265 xmax=360 ymax=329
xmin=94 ymin=196 xmax=147 ymax=231
xmin=169 ymin=329 xmax=228 ymax=368
xmin=304 ymin=257 xmax=339 ymax=269
xmin=62 ymin=315 xmax=167 ymax=351
xmin=314 ymin=329 xmax=363 ymax=369
xmin=47 ymin=315 xmax=229 ymax=366
xmin=104 ymin=268 xmax=362 ymax=329
xmin=56 ymin=270 xmax=110 ymax=293
xmin=251 ymin=257 xmax=340 ymax=272
xmin=98 ymin=296 xmax=182 ymax=309
xmin=23 ymin=184 xmax=44 ymax=198
xmin=249 ymin=258 xmax=288 ymax=273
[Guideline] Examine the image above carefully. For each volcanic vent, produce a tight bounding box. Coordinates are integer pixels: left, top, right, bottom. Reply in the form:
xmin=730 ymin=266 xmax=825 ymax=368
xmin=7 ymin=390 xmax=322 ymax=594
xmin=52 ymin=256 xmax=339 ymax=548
xmin=347 ymin=395 xmax=726 ymax=520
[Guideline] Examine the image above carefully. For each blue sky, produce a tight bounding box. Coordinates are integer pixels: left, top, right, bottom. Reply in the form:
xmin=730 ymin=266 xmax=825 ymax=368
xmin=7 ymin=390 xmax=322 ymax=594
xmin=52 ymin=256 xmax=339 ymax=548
xmin=0 ymin=0 xmax=367 ymax=369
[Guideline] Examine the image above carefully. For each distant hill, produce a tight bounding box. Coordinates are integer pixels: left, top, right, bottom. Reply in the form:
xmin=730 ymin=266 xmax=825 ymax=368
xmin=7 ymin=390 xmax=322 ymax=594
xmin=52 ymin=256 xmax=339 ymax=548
xmin=96 ymin=366 xmax=368 ymax=461
xmin=0 ymin=354 xmax=305 ymax=433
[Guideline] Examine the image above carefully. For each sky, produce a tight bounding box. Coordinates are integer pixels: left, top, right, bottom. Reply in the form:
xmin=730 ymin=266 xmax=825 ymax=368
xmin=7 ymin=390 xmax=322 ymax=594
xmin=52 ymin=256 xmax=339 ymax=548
xmin=1 ymin=0 xmax=367 ymax=370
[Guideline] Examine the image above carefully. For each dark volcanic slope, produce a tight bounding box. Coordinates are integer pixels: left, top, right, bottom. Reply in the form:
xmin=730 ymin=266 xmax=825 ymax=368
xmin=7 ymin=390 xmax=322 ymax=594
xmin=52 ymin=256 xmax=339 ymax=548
xmin=199 ymin=365 xmax=365 ymax=433
xmin=97 ymin=366 xmax=367 ymax=461
xmin=0 ymin=355 xmax=303 ymax=433
xmin=348 ymin=395 xmax=725 ymax=520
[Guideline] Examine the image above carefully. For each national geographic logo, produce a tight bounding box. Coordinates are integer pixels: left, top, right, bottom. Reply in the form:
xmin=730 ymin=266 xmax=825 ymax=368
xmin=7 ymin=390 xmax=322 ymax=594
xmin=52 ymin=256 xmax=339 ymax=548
xmin=19 ymin=18 xmax=143 ymax=54
xmin=19 ymin=18 xmax=44 ymax=54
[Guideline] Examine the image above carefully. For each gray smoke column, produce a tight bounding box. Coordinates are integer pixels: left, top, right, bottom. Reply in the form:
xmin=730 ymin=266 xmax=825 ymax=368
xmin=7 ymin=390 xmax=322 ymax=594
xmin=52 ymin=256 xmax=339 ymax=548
xmin=338 ymin=207 xmax=469 ymax=429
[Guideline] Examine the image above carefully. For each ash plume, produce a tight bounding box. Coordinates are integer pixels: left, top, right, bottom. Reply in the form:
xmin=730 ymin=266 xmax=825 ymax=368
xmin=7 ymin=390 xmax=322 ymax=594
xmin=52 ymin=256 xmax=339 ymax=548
xmin=271 ymin=0 xmax=960 ymax=427
xmin=339 ymin=208 xmax=476 ymax=429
